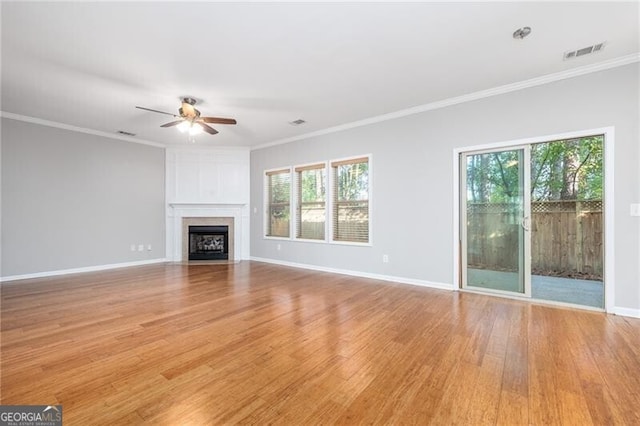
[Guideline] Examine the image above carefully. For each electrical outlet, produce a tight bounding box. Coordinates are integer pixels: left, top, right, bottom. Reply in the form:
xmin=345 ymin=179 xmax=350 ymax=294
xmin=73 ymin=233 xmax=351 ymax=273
xmin=138 ymin=244 xmax=144 ymax=252
xmin=383 ymin=254 xmax=389 ymax=263
xmin=277 ymin=244 xmax=282 ymax=251
xmin=130 ymin=244 xmax=136 ymax=252
xmin=253 ymin=207 xmax=257 ymax=214
xmin=147 ymin=244 xmax=152 ymax=251
xmin=631 ymin=203 xmax=640 ymax=217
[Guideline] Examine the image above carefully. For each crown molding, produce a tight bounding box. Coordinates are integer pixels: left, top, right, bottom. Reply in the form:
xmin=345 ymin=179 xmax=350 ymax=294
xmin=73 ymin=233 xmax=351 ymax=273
xmin=252 ymin=53 xmax=640 ymax=151
xmin=2 ymin=53 xmax=638 ymax=152
xmin=0 ymin=111 xmax=166 ymax=148
xmin=165 ymin=144 xmax=250 ymax=152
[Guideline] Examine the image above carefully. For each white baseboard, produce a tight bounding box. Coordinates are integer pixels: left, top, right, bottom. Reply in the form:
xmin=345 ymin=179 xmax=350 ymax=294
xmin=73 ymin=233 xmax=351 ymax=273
xmin=612 ymin=306 xmax=640 ymax=318
xmin=7 ymin=257 xmax=637 ymax=318
xmin=0 ymin=258 xmax=168 ymax=283
xmin=250 ymin=258 xmax=640 ymax=319
xmin=250 ymin=256 xmax=454 ymax=291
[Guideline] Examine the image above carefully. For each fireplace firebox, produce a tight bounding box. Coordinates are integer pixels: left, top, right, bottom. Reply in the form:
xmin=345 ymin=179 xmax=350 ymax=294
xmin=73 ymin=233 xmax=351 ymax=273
xmin=188 ymin=225 xmax=229 ymax=261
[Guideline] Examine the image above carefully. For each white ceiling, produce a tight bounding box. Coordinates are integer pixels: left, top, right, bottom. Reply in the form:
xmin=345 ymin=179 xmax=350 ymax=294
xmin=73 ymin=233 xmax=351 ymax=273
xmin=1 ymin=2 xmax=638 ymax=148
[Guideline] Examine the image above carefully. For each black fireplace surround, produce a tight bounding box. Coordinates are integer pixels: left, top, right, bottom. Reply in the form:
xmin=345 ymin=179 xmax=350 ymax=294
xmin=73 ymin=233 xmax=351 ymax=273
xmin=188 ymin=225 xmax=229 ymax=261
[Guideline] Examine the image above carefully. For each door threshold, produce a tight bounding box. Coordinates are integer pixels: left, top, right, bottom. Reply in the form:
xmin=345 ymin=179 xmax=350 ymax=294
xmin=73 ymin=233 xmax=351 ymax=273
xmin=460 ymin=288 xmax=605 ymax=313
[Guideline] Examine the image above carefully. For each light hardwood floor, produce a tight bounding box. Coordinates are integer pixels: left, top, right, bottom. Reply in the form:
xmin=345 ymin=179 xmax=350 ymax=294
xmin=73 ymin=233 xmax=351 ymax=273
xmin=1 ymin=262 xmax=639 ymax=425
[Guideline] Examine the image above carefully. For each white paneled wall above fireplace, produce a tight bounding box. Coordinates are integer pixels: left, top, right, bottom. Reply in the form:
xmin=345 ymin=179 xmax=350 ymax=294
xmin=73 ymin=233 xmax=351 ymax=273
xmin=166 ymin=146 xmax=250 ymax=261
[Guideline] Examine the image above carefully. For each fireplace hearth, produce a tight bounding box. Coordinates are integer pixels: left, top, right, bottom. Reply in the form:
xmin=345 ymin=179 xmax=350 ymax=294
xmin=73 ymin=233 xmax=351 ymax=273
xmin=188 ymin=225 xmax=229 ymax=261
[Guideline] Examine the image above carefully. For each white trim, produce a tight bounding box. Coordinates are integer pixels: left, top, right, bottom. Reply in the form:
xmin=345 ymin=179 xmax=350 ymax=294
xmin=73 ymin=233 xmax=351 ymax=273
xmin=165 ymin=144 xmax=249 ymax=153
xmin=168 ymin=202 xmax=246 ymax=208
xmin=603 ymin=129 xmax=615 ymax=313
xmin=329 ymin=240 xmax=373 ymax=247
xmin=263 ymin=166 xmax=293 ymax=239
xmin=523 ymin=146 xmax=532 ymax=297
xmin=612 ymin=307 xmax=640 ymax=318
xmin=0 ymin=111 xmax=166 ymax=148
xmin=453 ymin=127 xmax=615 ymax=312
xmin=0 ymin=258 xmax=168 ymax=283
xmin=452 ymin=149 xmax=461 ymax=292
xmin=263 ymin=155 xmax=372 ymax=245
xmin=461 ymin=145 xmax=532 ymax=297
xmin=252 ymin=54 xmax=639 ymax=151
xmin=250 ymin=256 xmax=454 ymax=292
xmin=2 ymin=54 xmax=637 ymax=153
xmin=455 ymin=127 xmax=614 ymax=154
xmin=329 ymin=154 xmax=373 ymax=245
xmin=293 ymin=238 xmax=329 ymax=244
xmin=263 ymin=236 xmax=292 ymax=241
xmin=293 ymin=161 xmax=329 ymax=242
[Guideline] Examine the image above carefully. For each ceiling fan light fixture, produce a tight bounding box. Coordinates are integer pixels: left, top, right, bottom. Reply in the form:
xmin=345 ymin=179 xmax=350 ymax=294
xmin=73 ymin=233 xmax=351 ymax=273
xmin=176 ymin=121 xmax=190 ymax=133
xmin=136 ymin=98 xmax=236 ymax=138
xmin=189 ymin=124 xmax=203 ymax=136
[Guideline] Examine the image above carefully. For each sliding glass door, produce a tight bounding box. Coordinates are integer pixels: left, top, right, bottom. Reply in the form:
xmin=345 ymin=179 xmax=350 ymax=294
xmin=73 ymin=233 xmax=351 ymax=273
xmin=461 ymin=147 xmax=531 ymax=296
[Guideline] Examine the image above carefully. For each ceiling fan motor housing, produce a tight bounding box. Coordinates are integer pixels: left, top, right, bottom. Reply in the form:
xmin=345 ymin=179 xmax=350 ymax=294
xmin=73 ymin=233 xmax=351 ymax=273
xmin=179 ymin=97 xmax=200 ymax=118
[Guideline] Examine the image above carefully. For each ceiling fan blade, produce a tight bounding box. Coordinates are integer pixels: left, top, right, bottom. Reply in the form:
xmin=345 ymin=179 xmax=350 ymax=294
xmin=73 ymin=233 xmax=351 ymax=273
xmin=160 ymin=120 xmax=184 ymax=128
xmin=136 ymin=106 xmax=178 ymax=117
xmin=198 ymin=122 xmax=219 ymax=135
xmin=201 ymin=117 xmax=237 ymax=125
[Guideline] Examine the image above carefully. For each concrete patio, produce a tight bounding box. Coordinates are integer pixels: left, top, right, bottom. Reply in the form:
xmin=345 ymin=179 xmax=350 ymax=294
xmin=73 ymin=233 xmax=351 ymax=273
xmin=468 ymin=268 xmax=604 ymax=308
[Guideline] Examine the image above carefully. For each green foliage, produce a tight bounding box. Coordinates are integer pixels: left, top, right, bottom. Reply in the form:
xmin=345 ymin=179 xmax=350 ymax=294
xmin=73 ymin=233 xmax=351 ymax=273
xmin=337 ymin=162 xmax=368 ymax=201
xmin=269 ymin=173 xmax=290 ymax=230
xmin=531 ymin=136 xmax=603 ymax=201
xmin=300 ymin=168 xmax=326 ymax=202
xmin=270 ymin=173 xmax=290 ymax=204
xmin=466 ymin=136 xmax=603 ymax=203
xmin=466 ymin=150 xmax=522 ymax=203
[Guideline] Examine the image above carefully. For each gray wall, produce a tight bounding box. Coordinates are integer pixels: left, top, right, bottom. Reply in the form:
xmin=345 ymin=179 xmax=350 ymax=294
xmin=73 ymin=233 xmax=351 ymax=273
xmin=1 ymin=118 xmax=166 ymax=276
xmin=250 ymin=63 xmax=640 ymax=311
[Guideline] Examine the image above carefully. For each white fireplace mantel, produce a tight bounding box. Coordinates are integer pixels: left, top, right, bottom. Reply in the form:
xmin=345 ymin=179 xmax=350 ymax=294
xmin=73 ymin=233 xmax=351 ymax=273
xmin=165 ymin=147 xmax=250 ymax=262
xmin=167 ymin=203 xmax=249 ymax=262
xmin=169 ymin=202 xmax=247 ymax=209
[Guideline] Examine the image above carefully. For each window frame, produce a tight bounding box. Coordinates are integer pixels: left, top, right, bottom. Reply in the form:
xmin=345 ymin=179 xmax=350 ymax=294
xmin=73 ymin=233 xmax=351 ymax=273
xmin=329 ymin=154 xmax=372 ymax=246
xmin=264 ymin=167 xmax=293 ymax=239
xmin=294 ymin=161 xmax=329 ymax=242
xmin=262 ymin=154 xmax=372 ymax=246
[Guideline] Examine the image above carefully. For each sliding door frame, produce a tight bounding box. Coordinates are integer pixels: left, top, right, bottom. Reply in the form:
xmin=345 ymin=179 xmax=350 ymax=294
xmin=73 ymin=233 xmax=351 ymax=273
xmin=460 ymin=145 xmax=532 ymax=297
xmin=452 ymin=127 xmax=615 ymax=313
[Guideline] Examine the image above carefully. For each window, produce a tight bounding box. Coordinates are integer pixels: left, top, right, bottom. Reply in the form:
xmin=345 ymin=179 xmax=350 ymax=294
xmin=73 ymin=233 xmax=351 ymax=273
xmin=332 ymin=157 xmax=370 ymax=243
xmin=264 ymin=155 xmax=370 ymax=244
xmin=265 ymin=169 xmax=291 ymax=237
xmin=295 ymin=164 xmax=326 ymax=240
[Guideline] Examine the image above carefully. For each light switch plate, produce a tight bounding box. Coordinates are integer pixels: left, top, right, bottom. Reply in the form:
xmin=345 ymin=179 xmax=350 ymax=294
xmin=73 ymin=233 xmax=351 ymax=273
xmin=631 ymin=204 xmax=640 ymax=216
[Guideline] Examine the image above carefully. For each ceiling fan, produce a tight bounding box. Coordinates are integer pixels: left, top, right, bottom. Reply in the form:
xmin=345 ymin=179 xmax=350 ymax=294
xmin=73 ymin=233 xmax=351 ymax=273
xmin=136 ymin=98 xmax=236 ymax=136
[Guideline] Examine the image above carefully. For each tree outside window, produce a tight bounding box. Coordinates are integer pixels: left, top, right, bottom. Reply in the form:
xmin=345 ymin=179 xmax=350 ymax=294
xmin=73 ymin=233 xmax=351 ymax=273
xmin=296 ymin=164 xmax=326 ymax=240
xmin=266 ymin=169 xmax=291 ymax=237
xmin=332 ymin=157 xmax=369 ymax=243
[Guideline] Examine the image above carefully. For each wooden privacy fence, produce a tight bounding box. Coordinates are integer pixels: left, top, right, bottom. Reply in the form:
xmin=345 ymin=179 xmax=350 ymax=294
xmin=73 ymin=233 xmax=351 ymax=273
xmin=467 ymin=200 xmax=603 ymax=279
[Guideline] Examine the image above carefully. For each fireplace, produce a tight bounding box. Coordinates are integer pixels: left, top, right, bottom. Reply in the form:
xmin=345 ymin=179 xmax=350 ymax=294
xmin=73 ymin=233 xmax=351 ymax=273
xmin=188 ymin=225 xmax=229 ymax=260
xmin=180 ymin=216 xmax=235 ymax=262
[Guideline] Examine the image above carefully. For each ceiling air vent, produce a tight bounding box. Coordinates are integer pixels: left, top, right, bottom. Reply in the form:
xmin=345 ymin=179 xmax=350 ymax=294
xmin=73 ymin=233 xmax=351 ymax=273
xmin=117 ymin=130 xmax=136 ymax=137
xmin=564 ymin=42 xmax=605 ymax=60
xmin=289 ymin=119 xmax=306 ymax=126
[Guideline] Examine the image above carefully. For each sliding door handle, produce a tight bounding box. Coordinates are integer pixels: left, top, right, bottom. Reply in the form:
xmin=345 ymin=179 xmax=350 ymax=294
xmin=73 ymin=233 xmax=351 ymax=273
xmin=521 ymin=216 xmax=530 ymax=231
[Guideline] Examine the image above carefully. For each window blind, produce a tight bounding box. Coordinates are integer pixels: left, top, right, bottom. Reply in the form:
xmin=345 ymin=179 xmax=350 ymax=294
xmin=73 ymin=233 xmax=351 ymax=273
xmin=331 ymin=158 xmax=369 ymax=243
xmin=295 ymin=164 xmax=326 ymax=240
xmin=266 ymin=169 xmax=291 ymax=237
